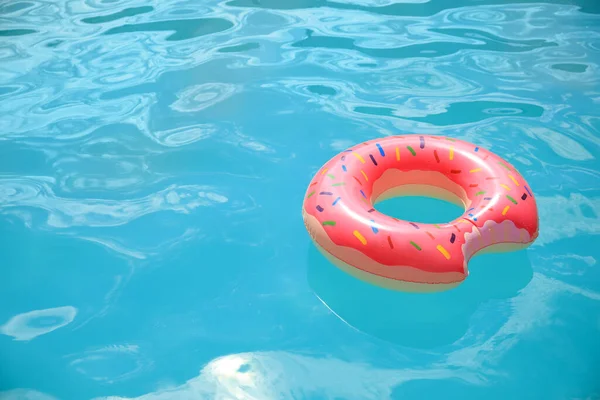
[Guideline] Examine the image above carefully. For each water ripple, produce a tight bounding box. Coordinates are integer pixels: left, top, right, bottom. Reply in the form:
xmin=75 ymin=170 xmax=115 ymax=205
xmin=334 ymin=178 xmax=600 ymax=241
xmin=1 ymin=0 xmax=600 ymax=397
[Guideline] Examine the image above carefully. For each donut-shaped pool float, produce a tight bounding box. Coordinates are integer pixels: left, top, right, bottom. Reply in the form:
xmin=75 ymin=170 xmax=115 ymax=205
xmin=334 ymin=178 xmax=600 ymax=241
xmin=302 ymin=135 xmax=539 ymax=292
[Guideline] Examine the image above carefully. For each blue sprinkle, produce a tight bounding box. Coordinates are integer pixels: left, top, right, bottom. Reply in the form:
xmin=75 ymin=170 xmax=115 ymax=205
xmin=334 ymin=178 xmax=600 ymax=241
xmin=370 ymin=220 xmax=379 ymax=234
xmin=316 ymin=205 xmax=324 ymax=212
xmin=468 ymin=213 xmax=474 ymax=217
xmin=525 ymin=185 xmax=532 ymax=197
xmin=376 ymin=143 xmax=385 ymax=157
xmin=474 ymin=147 xmax=479 ymax=152
xmin=360 ymin=190 xmax=367 ymax=199
xmin=332 ymin=197 xmax=341 ymax=206
xmin=342 ymin=165 xmax=347 ymax=172
xmin=467 ymin=207 xmax=475 ymax=213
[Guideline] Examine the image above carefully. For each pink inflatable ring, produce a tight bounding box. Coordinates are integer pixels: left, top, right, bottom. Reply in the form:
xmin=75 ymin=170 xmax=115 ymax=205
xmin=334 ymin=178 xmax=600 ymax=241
xmin=302 ymin=135 xmax=539 ymax=292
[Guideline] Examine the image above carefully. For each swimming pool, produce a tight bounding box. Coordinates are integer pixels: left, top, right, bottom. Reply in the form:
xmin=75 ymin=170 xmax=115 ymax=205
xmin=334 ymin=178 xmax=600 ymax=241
xmin=0 ymin=0 xmax=599 ymax=398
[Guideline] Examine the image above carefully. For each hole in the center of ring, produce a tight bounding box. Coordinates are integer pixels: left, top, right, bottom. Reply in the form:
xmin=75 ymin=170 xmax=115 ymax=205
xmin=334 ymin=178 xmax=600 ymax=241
xmin=375 ymin=195 xmax=464 ymax=224
xmin=373 ymin=183 xmax=466 ymax=224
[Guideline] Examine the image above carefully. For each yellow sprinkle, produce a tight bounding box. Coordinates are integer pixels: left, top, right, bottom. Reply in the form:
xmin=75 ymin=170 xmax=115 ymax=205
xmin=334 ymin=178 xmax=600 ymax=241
xmin=360 ymin=170 xmax=368 ymax=182
xmin=321 ymin=168 xmax=328 ymax=175
xmin=470 ymin=168 xmax=482 ymax=173
xmin=449 ymin=146 xmax=454 ymax=160
xmin=353 ymin=230 xmax=367 ymax=245
xmin=352 ymin=152 xmax=365 ymax=163
xmin=500 ymin=184 xmax=511 ymax=191
xmin=502 ymin=205 xmax=510 ymax=216
xmin=395 ymin=147 xmax=400 ymax=161
xmin=459 ymin=219 xmax=470 ymax=224
xmin=508 ymin=174 xmax=519 ymax=186
xmin=436 ymin=244 xmax=451 ymax=260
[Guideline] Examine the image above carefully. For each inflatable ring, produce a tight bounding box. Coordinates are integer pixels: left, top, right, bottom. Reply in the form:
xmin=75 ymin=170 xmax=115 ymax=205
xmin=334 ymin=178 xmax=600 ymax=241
xmin=302 ymin=135 xmax=539 ymax=292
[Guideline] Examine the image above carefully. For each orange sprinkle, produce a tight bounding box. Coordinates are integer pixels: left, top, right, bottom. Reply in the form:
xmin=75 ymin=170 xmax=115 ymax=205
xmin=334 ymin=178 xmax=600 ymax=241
xmin=352 ymin=152 xmax=365 ymax=163
xmin=436 ymin=245 xmax=451 ymax=260
xmin=361 ymin=170 xmax=369 ymax=182
xmin=321 ymin=168 xmax=328 ymax=175
xmin=353 ymin=230 xmax=367 ymax=245
xmin=395 ymin=147 xmax=400 ymax=161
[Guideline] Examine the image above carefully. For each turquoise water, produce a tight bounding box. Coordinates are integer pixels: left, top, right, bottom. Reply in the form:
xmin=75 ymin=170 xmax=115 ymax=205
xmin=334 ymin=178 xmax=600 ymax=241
xmin=1 ymin=0 xmax=599 ymax=398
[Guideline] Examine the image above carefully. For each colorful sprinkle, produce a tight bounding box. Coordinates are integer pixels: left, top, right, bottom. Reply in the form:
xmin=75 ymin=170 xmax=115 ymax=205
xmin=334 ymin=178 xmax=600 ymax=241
xmin=407 ymin=146 xmax=416 ymax=156
xmin=319 ymin=191 xmax=333 ymax=195
xmin=360 ymin=190 xmax=367 ymax=199
xmin=327 ymin=173 xmax=335 ymax=179
xmin=506 ymin=194 xmax=517 ymax=204
xmin=370 ymin=221 xmax=379 ymax=234
xmin=331 ymin=182 xmax=345 ymax=187
xmin=419 ymin=136 xmax=425 ymax=149
xmin=395 ymin=147 xmax=400 ymax=161
xmin=316 ymin=205 xmax=324 ymax=212
xmin=475 ymin=190 xmax=486 ymax=196
xmin=470 ymin=168 xmax=482 ymax=173
xmin=500 ymin=184 xmax=511 ymax=191
xmin=450 ymin=233 xmax=456 ymax=243
xmin=449 ymin=146 xmax=454 ymax=160
xmin=486 ymin=177 xmax=498 ymax=180
xmin=484 ymin=197 xmax=492 ymax=200
xmin=525 ymin=185 xmax=532 ymax=197
xmin=367 ymin=208 xmax=375 ymax=213
xmin=446 ymin=137 xmax=456 ymax=142
xmin=376 ymin=143 xmax=385 ymax=157
xmin=409 ymin=222 xmax=420 ymax=229
xmin=410 ymin=241 xmax=422 ymax=251
xmin=352 ymin=152 xmax=365 ymax=163
xmin=521 ymin=193 xmax=527 ymax=200
xmin=353 ymin=230 xmax=367 ymax=245
xmin=474 ymin=146 xmax=479 ymax=152
xmin=502 ymin=205 xmax=510 ymax=216
xmin=342 ymin=165 xmax=347 ymax=172
xmin=508 ymin=175 xmax=519 ymax=186
xmin=433 ymin=224 xmax=441 ymax=229
xmin=353 ymin=176 xmax=362 ymax=186
xmin=361 ymin=170 xmax=369 ymax=182
xmin=434 ymin=150 xmax=440 ymax=163
xmin=307 ymin=191 xmax=315 ymax=198
xmin=469 ymin=183 xmax=478 ymax=187
xmin=387 ymin=236 xmax=394 ymax=249
xmin=341 ymin=155 xmax=346 ymax=161
xmin=450 ymin=169 xmax=461 ymax=174
xmin=310 ymin=181 xmax=318 ymax=186
xmin=437 ymin=244 xmax=451 ymax=259
xmin=322 ymin=220 xmax=336 ymax=226
xmin=332 ymin=197 xmax=341 ymax=206
xmin=426 ymin=231 xmax=435 ymax=240
xmin=369 ymin=154 xmax=378 ymax=166
xmin=321 ymin=168 xmax=328 ymax=175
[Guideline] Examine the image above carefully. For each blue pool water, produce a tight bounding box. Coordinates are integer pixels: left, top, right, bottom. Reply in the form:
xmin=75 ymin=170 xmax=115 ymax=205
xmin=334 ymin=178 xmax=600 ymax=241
xmin=1 ymin=0 xmax=599 ymax=398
